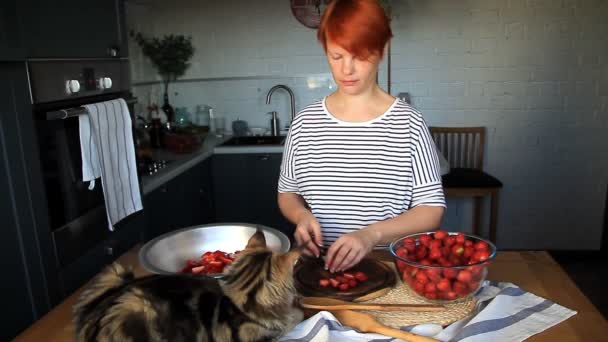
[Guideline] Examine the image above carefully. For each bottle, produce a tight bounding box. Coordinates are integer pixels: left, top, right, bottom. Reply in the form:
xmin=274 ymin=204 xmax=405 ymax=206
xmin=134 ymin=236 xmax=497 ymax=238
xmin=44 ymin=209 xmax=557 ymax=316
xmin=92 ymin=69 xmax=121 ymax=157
xmin=269 ymin=111 xmax=280 ymax=136
xmin=208 ymin=107 xmax=216 ymax=133
xmin=195 ymin=105 xmax=211 ymax=127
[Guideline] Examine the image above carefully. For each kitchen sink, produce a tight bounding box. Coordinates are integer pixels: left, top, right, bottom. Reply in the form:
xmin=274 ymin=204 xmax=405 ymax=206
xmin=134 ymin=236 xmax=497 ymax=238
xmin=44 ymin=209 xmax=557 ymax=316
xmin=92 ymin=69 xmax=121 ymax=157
xmin=219 ymin=135 xmax=285 ymax=146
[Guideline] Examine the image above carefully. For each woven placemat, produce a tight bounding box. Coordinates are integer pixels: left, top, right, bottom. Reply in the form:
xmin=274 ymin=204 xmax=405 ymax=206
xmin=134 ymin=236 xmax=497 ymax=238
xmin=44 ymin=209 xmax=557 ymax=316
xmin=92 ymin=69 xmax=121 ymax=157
xmin=359 ymin=263 xmax=477 ymax=328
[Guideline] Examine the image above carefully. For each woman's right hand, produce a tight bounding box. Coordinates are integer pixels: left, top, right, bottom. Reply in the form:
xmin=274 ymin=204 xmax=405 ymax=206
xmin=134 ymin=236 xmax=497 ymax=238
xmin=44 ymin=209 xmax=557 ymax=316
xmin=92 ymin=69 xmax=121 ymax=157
xmin=294 ymin=210 xmax=323 ymax=257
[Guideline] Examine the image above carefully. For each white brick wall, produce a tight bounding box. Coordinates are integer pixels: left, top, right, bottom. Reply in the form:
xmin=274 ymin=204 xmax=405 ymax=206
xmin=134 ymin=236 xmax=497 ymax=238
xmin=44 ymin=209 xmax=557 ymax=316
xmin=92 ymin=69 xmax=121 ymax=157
xmin=128 ymin=0 xmax=608 ymax=250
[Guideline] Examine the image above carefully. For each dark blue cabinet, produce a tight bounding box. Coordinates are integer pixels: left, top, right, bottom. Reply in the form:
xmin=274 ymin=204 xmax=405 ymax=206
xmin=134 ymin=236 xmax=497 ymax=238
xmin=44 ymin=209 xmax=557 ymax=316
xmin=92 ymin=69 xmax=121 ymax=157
xmin=0 ymin=63 xmax=54 ymax=340
xmin=20 ymin=0 xmax=128 ymax=58
xmin=144 ymin=159 xmax=214 ymax=240
xmin=0 ymin=1 xmax=25 ymax=60
xmin=212 ymin=153 xmax=294 ymax=237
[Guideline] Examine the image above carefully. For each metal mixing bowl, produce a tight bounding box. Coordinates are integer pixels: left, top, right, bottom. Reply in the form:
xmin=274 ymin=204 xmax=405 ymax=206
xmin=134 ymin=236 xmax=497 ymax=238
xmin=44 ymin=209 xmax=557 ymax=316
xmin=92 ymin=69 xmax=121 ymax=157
xmin=139 ymin=223 xmax=291 ymax=276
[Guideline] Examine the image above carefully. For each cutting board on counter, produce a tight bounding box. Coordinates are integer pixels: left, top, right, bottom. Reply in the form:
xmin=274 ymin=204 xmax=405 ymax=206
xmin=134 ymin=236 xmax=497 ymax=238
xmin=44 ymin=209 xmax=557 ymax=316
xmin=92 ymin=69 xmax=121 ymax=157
xmin=294 ymin=257 xmax=397 ymax=301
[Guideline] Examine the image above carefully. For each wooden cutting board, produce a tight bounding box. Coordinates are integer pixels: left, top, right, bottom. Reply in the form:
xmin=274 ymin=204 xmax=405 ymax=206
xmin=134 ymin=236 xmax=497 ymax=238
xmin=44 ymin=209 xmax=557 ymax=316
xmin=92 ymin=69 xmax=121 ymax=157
xmin=294 ymin=257 xmax=397 ymax=301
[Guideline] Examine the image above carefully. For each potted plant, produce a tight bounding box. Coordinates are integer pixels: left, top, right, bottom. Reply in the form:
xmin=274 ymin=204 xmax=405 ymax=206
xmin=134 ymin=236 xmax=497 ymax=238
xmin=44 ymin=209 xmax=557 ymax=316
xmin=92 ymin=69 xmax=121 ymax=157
xmin=131 ymin=32 xmax=195 ymax=123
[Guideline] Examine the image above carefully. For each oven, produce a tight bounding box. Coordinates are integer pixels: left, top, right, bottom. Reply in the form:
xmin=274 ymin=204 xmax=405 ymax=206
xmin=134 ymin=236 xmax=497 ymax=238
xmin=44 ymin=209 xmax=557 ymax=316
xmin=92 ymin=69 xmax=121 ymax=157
xmin=28 ymin=58 xmax=140 ymax=269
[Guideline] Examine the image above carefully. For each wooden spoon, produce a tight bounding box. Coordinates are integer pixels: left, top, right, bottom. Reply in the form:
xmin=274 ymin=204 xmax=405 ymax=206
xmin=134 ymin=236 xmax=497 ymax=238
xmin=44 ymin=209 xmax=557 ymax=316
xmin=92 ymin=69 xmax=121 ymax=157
xmin=301 ymin=297 xmax=445 ymax=312
xmin=331 ymin=309 xmax=439 ymax=342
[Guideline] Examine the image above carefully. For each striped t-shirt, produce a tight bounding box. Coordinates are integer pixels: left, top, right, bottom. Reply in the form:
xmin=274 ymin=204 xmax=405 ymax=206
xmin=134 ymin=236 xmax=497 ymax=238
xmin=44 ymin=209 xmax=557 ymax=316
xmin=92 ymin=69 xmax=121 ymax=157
xmin=278 ymin=97 xmax=445 ymax=246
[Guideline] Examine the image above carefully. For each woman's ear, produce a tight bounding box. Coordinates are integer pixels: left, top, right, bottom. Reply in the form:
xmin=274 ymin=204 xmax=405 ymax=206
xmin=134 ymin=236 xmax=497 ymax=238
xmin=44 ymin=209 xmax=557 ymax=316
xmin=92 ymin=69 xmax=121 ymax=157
xmin=246 ymin=229 xmax=267 ymax=249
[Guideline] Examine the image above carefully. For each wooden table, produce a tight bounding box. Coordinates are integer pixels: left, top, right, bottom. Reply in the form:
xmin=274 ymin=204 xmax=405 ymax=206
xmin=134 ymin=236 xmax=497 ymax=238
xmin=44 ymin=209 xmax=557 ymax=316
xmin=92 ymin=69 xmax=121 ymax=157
xmin=15 ymin=246 xmax=607 ymax=341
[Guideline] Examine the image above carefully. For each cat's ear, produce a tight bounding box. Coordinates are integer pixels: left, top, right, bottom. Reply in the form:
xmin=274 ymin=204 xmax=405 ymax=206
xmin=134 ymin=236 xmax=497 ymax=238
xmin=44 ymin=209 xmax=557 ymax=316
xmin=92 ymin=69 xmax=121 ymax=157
xmin=246 ymin=229 xmax=267 ymax=249
xmin=280 ymin=248 xmax=302 ymax=269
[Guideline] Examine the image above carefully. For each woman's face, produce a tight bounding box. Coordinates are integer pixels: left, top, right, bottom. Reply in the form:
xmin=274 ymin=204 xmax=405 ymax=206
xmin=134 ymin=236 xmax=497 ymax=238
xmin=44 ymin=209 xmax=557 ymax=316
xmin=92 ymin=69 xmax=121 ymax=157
xmin=325 ymin=40 xmax=381 ymax=96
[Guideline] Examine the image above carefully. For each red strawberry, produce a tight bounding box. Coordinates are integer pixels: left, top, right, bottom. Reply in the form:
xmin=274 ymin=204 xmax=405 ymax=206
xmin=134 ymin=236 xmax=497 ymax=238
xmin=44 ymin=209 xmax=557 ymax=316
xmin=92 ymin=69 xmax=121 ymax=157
xmin=468 ymin=281 xmax=480 ymax=291
xmin=445 ymin=291 xmax=457 ymax=300
xmin=404 ymin=241 xmax=416 ymax=253
xmin=457 ymin=270 xmax=473 ymax=283
xmin=354 ymin=271 xmax=368 ymax=282
xmin=415 ymin=271 xmax=429 ymax=284
xmin=475 ymin=250 xmax=491 ymax=261
xmin=424 ymin=282 xmax=437 ymax=293
xmin=348 ymin=279 xmax=358 ymax=287
xmin=442 ymin=246 xmax=451 ymax=257
xmin=191 ymin=265 xmax=206 ymax=274
xmin=453 ymin=281 xmax=468 ymax=295
xmin=449 ymin=255 xmax=463 ymax=266
xmin=415 ymin=246 xmax=428 ymax=260
xmin=437 ymin=278 xmax=451 ymax=292
xmin=464 ymin=240 xmax=473 ymax=247
xmin=420 ymin=259 xmax=432 ymax=266
xmin=471 ymin=266 xmax=484 ymax=279
xmin=426 ymin=269 xmax=442 ymax=283
xmin=338 ymin=283 xmax=349 ymax=291
xmin=342 ymin=272 xmax=355 ymax=280
xmin=429 ymin=239 xmax=442 ymax=250
xmin=455 ymin=232 xmax=466 ymax=244
xmin=396 ymin=260 xmax=408 ymax=272
xmin=434 ymin=229 xmax=448 ymax=240
xmin=429 ymin=248 xmax=442 ymax=260
xmin=444 ymin=236 xmax=456 ymax=247
xmin=404 ymin=237 xmax=416 ymax=245
xmin=419 ymin=234 xmax=432 ymax=247
xmin=474 ymin=241 xmax=489 ymax=251
xmin=413 ymin=280 xmax=426 ymax=294
xmin=396 ymin=248 xmax=409 ymax=259
xmin=319 ymin=279 xmax=330 ymax=287
xmin=402 ymin=271 xmax=412 ymax=284
xmin=329 ymin=278 xmax=340 ymax=288
xmin=335 ymin=275 xmax=347 ymax=283
xmin=451 ymin=244 xmax=464 ymax=256
xmin=463 ymin=246 xmax=475 ymax=260
xmin=443 ymin=268 xmax=458 ymax=279
xmin=425 ymin=292 xmax=438 ymax=299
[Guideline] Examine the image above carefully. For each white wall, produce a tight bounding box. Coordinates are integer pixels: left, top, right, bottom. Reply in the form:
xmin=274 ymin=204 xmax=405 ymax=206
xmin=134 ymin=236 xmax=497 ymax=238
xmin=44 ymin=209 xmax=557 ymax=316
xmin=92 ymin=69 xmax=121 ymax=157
xmin=127 ymin=0 xmax=608 ymax=250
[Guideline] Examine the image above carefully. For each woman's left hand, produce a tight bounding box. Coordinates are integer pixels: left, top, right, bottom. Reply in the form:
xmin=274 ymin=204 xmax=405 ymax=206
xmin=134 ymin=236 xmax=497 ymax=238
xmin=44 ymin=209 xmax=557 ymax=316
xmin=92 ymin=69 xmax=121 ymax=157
xmin=325 ymin=227 xmax=380 ymax=273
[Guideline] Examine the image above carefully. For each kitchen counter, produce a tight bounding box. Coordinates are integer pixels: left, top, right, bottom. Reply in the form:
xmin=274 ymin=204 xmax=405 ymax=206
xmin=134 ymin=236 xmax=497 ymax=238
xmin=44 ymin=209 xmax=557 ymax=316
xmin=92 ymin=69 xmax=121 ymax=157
xmin=141 ymin=134 xmax=285 ymax=194
xmin=15 ymin=246 xmax=608 ymax=341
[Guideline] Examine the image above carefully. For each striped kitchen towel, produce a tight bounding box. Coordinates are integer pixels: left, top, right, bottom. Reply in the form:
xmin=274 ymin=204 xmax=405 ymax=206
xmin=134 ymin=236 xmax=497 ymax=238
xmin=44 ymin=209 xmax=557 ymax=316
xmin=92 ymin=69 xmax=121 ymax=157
xmin=80 ymin=98 xmax=143 ymax=231
xmin=280 ymin=281 xmax=576 ymax=342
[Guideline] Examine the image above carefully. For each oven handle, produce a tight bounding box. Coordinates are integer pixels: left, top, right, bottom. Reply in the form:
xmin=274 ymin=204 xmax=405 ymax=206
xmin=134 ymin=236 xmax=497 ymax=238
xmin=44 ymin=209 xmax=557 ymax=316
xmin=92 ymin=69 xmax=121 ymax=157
xmin=46 ymin=97 xmax=138 ymax=120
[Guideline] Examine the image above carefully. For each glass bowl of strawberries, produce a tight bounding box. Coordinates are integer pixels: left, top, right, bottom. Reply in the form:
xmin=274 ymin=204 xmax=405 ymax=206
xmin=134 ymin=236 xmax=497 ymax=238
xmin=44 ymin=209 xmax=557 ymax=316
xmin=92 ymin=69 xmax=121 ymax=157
xmin=389 ymin=230 xmax=496 ymax=303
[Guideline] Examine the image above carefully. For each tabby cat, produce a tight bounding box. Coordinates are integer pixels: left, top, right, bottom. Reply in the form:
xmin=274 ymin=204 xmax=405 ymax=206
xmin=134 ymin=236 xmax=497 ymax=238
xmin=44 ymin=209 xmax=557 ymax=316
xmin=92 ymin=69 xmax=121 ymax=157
xmin=73 ymin=231 xmax=304 ymax=341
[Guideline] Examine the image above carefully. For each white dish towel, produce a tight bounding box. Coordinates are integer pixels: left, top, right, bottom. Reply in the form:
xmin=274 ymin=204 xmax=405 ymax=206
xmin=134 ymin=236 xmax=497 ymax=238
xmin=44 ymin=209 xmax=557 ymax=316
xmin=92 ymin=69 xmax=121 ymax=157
xmin=280 ymin=281 xmax=576 ymax=342
xmin=79 ymin=98 xmax=143 ymax=231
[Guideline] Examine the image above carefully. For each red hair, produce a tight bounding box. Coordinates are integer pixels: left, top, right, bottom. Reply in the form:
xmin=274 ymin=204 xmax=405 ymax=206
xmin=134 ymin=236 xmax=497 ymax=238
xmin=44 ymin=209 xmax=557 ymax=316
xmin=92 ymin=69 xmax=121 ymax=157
xmin=317 ymin=0 xmax=392 ymax=60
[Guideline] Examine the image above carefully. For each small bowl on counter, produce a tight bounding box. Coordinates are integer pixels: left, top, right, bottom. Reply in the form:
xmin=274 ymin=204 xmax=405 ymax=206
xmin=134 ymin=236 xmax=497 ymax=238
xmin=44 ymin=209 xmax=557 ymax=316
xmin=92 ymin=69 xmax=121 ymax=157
xmin=139 ymin=223 xmax=291 ymax=278
xmin=389 ymin=230 xmax=496 ymax=303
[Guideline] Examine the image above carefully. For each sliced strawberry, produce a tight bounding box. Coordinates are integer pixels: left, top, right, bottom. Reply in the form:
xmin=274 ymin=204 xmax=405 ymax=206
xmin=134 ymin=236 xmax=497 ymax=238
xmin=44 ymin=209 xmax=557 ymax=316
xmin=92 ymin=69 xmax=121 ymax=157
xmin=342 ymin=272 xmax=355 ymax=280
xmin=319 ymin=279 xmax=330 ymax=287
xmin=191 ymin=265 xmax=206 ymax=274
xmin=348 ymin=279 xmax=358 ymax=288
xmin=338 ymin=283 xmax=350 ymax=291
xmin=354 ymin=271 xmax=368 ymax=282
xmin=329 ymin=278 xmax=340 ymax=288
xmin=335 ymin=275 xmax=347 ymax=283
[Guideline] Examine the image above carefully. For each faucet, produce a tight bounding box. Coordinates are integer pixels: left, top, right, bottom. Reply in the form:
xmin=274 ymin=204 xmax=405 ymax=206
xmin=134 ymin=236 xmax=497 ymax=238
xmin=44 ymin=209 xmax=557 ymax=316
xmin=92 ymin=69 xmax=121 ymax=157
xmin=266 ymin=85 xmax=295 ymax=126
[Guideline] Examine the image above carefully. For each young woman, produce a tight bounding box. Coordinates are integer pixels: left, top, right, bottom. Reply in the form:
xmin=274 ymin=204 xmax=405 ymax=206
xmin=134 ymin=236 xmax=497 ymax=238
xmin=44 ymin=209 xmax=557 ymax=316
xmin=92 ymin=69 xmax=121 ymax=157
xmin=278 ymin=0 xmax=445 ymax=273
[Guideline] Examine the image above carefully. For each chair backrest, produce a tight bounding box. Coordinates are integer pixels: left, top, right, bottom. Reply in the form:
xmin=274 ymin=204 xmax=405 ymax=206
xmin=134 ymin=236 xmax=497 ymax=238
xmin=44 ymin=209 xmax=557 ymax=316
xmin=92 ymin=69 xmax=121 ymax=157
xmin=429 ymin=126 xmax=485 ymax=170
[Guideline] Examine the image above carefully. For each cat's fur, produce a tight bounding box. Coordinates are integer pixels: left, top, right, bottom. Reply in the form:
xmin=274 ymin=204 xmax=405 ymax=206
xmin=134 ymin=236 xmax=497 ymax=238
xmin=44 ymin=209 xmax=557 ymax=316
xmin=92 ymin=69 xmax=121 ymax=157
xmin=73 ymin=231 xmax=303 ymax=342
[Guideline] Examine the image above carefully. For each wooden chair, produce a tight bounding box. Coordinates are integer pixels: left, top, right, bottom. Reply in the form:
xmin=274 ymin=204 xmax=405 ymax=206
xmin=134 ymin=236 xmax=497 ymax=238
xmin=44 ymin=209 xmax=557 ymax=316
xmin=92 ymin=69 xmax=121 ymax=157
xmin=429 ymin=127 xmax=502 ymax=243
